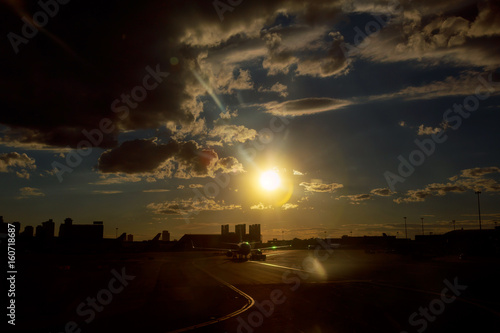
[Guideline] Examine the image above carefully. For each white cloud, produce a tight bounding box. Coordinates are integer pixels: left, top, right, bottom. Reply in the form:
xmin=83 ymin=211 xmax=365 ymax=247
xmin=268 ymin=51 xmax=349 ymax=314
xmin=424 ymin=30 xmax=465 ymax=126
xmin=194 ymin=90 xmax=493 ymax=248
xmin=395 ymin=166 xmax=500 ymax=203
xmin=417 ymin=124 xmax=442 ymax=136
xmin=250 ymin=202 xmax=273 ymax=210
xmin=93 ymin=190 xmax=123 ymax=194
xmin=300 ymin=181 xmax=344 ymax=193
xmin=258 ymin=82 xmax=289 ymax=97
xmin=208 ymin=124 xmax=258 ymax=144
xmin=263 ymin=97 xmax=351 ymax=116
xmin=148 ymin=197 xmax=241 ymax=215
xmin=281 ymin=203 xmax=299 ymax=210
xmin=370 ymin=188 xmax=393 ymax=196
xmin=367 ymin=72 xmax=500 ymax=102
xmin=17 ymin=187 xmax=44 ymax=199
xmin=337 ymin=194 xmax=371 ymax=204
xmin=90 ymin=174 xmax=142 ymax=185
xmin=0 ymin=152 xmax=36 ymax=179
xmin=356 ymin=4 xmax=500 ymax=69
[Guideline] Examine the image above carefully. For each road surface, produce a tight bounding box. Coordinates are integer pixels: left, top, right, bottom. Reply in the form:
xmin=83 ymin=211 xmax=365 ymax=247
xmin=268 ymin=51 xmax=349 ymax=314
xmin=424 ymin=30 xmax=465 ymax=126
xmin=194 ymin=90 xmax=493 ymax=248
xmin=12 ymin=249 xmax=500 ymax=332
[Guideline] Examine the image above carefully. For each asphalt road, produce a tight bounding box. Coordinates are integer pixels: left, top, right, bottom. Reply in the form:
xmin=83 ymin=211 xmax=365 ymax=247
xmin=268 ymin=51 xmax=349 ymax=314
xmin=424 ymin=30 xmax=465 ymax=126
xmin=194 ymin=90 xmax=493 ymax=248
xmin=10 ymin=249 xmax=500 ymax=333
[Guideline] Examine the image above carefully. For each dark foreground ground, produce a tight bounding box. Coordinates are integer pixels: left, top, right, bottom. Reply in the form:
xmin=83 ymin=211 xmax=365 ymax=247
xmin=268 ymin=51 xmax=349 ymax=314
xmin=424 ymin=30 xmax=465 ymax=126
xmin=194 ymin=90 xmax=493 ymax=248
xmin=7 ymin=248 xmax=500 ymax=333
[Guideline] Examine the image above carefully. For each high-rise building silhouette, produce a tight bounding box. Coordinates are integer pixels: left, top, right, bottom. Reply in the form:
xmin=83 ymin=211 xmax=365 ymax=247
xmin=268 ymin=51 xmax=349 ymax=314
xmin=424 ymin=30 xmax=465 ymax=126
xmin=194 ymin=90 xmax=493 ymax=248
xmin=12 ymin=222 xmax=21 ymax=235
xmin=0 ymin=216 xmax=6 ymax=234
xmin=162 ymin=230 xmax=170 ymax=242
xmin=249 ymin=224 xmax=261 ymax=242
xmin=21 ymin=225 xmax=34 ymax=237
xmin=59 ymin=218 xmax=103 ymax=241
xmin=36 ymin=219 xmax=55 ymax=238
xmin=127 ymin=234 xmax=134 ymax=242
xmin=235 ymin=224 xmax=246 ymax=241
xmin=221 ymin=224 xmax=229 ymax=235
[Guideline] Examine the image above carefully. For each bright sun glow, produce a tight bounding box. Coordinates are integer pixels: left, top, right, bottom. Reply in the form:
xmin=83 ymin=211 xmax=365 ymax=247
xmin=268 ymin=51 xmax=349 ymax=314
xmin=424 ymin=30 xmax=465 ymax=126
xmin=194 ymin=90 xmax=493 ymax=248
xmin=260 ymin=170 xmax=281 ymax=191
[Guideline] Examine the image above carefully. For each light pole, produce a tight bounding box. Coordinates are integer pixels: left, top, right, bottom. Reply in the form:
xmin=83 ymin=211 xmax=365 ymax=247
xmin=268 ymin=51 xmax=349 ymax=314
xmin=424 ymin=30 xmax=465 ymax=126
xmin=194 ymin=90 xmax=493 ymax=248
xmin=475 ymin=191 xmax=482 ymax=230
xmin=421 ymin=217 xmax=424 ymax=235
xmin=403 ymin=217 xmax=408 ymax=239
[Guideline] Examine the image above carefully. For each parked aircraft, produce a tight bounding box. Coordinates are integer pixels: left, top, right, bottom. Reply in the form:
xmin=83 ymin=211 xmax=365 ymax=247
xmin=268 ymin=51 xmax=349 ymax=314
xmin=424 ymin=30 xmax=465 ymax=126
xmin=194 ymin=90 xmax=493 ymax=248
xmin=191 ymin=241 xmax=290 ymax=260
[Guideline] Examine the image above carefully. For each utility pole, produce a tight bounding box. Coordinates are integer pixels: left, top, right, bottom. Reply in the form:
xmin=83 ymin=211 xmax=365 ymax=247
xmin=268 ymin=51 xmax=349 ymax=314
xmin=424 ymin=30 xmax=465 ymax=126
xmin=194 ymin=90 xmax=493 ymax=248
xmin=421 ymin=217 xmax=424 ymax=235
xmin=475 ymin=191 xmax=482 ymax=230
xmin=404 ymin=216 xmax=408 ymax=239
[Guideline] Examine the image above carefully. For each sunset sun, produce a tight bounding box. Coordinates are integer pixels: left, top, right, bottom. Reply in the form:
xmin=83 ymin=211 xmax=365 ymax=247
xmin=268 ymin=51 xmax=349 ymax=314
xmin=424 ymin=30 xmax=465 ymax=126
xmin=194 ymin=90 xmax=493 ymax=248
xmin=260 ymin=170 xmax=281 ymax=191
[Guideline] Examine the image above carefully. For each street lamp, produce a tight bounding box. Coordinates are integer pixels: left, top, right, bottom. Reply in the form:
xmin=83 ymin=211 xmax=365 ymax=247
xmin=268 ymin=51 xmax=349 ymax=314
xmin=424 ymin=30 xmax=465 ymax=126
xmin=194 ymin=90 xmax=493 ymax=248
xmin=475 ymin=191 xmax=482 ymax=230
xmin=403 ymin=217 xmax=407 ymax=239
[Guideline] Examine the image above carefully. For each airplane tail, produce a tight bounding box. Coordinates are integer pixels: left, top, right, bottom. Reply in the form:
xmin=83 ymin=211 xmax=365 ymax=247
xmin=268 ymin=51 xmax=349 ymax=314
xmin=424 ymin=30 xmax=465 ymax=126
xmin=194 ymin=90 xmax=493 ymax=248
xmin=116 ymin=232 xmax=126 ymax=241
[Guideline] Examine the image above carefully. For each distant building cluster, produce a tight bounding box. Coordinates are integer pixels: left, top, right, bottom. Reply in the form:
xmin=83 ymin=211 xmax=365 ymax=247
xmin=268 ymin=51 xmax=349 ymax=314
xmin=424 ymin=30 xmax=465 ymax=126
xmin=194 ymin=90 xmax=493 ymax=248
xmin=0 ymin=216 xmax=103 ymax=241
xmin=177 ymin=224 xmax=262 ymax=250
xmin=220 ymin=223 xmax=261 ymax=242
xmin=59 ymin=218 xmax=103 ymax=242
xmin=2 ymin=214 xmax=499 ymax=257
xmin=0 ymin=215 xmax=176 ymax=253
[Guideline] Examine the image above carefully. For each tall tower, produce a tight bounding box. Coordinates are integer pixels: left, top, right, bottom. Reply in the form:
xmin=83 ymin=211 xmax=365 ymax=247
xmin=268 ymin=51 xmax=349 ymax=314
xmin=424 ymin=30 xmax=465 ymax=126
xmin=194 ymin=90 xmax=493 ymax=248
xmin=42 ymin=219 xmax=55 ymax=238
xmin=235 ymin=224 xmax=246 ymax=241
xmin=162 ymin=230 xmax=170 ymax=242
xmin=249 ymin=224 xmax=261 ymax=242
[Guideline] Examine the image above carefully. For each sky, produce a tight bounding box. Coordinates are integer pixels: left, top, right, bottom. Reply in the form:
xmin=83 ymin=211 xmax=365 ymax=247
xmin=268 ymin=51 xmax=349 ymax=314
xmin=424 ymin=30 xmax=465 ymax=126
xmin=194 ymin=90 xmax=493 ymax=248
xmin=1 ymin=0 xmax=499 ymax=241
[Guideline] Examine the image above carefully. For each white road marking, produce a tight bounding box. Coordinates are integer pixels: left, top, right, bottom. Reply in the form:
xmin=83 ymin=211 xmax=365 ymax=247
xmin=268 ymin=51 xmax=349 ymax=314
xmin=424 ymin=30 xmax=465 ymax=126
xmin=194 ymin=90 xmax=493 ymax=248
xmin=166 ymin=260 xmax=255 ymax=333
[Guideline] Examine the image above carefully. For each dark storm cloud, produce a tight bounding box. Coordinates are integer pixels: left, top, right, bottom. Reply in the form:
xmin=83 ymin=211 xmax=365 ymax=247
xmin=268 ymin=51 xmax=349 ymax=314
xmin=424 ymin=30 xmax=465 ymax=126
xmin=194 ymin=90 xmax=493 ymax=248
xmin=98 ymin=139 xmax=183 ymax=174
xmin=0 ymin=0 xmax=347 ymax=149
xmin=0 ymin=0 xmax=207 ymax=149
xmin=97 ymin=138 xmax=244 ymax=179
xmin=2 ymin=0 xmax=499 ymax=151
